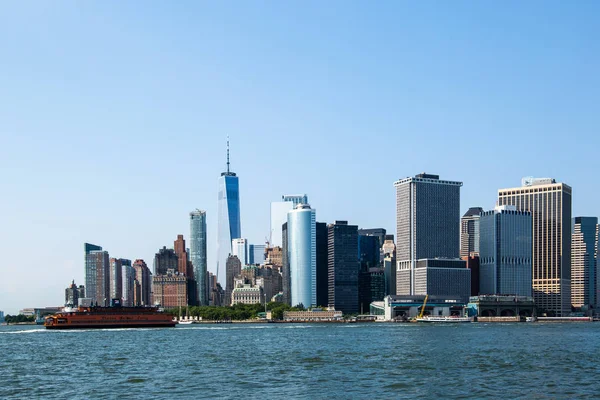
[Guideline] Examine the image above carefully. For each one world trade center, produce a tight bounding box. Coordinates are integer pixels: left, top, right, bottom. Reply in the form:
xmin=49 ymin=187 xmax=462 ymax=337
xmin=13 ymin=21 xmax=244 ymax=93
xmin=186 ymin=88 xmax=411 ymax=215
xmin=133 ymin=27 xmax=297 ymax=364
xmin=216 ymin=138 xmax=241 ymax=289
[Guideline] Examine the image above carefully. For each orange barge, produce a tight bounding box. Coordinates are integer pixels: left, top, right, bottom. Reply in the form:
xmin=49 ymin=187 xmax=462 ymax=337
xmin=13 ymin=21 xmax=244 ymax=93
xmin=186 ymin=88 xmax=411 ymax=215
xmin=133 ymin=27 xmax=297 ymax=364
xmin=44 ymin=305 xmax=176 ymax=329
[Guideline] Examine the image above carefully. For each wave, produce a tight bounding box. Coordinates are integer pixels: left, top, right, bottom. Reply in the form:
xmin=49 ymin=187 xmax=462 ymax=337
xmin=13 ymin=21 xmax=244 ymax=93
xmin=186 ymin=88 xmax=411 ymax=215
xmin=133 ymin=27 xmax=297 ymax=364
xmin=0 ymin=328 xmax=46 ymax=334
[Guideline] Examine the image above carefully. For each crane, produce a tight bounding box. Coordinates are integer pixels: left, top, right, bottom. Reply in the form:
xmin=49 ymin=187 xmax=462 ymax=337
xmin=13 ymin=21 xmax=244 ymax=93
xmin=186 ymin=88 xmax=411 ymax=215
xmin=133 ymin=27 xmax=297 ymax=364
xmin=418 ymin=294 xmax=429 ymax=319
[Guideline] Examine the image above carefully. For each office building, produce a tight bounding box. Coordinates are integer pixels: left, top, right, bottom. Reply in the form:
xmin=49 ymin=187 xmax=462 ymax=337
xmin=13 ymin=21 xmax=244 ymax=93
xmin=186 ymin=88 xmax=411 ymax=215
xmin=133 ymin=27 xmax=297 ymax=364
xmin=65 ymin=280 xmax=81 ymax=306
xmin=232 ymin=238 xmax=249 ymax=266
xmin=132 ymin=259 xmax=152 ymax=306
xmin=359 ymin=230 xmax=384 ymax=270
xmin=265 ymin=246 xmax=283 ymax=267
xmin=359 ymin=268 xmax=386 ymax=314
xmin=122 ymin=263 xmax=136 ymax=307
xmin=571 ymin=217 xmax=598 ymax=309
xmin=328 ymin=221 xmax=359 ymax=314
xmin=282 ymin=222 xmax=290 ymax=305
xmin=383 ymin=236 xmax=396 ymax=296
xmin=225 ymin=255 xmax=242 ymax=306
xmin=190 ymin=209 xmax=208 ymax=305
xmin=479 ymin=206 xmax=532 ymax=297
xmin=271 ymin=194 xmax=309 ymax=247
xmin=85 ymin=244 xmax=110 ymax=306
xmin=288 ymin=204 xmax=317 ymax=308
xmin=231 ymin=284 xmax=264 ymax=305
xmin=249 ymin=244 xmax=266 ymax=265
xmin=217 ymin=139 xmax=241 ymax=287
xmin=413 ymin=259 xmax=470 ymax=299
xmin=152 ymin=270 xmax=188 ymax=308
xmin=394 ymin=173 xmax=464 ymax=296
xmin=498 ymin=177 xmax=572 ymax=316
xmin=153 ymin=247 xmax=178 ymax=276
xmin=316 ymin=222 xmax=329 ymax=307
xmin=109 ymin=258 xmax=123 ymax=301
xmin=460 ymin=207 xmax=483 ymax=258
xmin=463 ymin=254 xmax=480 ymax=296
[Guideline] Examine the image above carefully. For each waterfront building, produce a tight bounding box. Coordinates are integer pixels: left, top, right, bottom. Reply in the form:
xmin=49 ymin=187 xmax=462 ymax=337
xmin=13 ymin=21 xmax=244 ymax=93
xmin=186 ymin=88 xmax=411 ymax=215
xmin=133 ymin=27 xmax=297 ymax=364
xmin=479 ymin=206 xmax=532 ymax=297
xmin=288 ymin=204 xmax=317 ymax=308
xmin=282 ymin=222 xmax=290 ymax=305
xmin=190 ymin=209 xmax=208 ymax=305
xmin=85 ymin=244 xmax=110 ymax=306
xmin=328 ymin=221 xmax=359 ymax=314
xmin=217 ymin=139 xmax=241 ymax=288
xmin=358 ymin=229 xmax=385 ymax=311
xmin=152 ymin=269 xmax=188 ymax=308
xmin=463 ymin=253 xmax=481 ymax=296
xmin=109 ymin=258 xmax=123 ymax=301
xmin=225 ymin=255 xmax=242 ymax=306
xmin=232 ymin=238 xmax=248 ymax=267
xmin=122 ymin=263 xmax=136 ymax=307
xmin=412 ymin=259 xmax=470 ymax=300
xmin=65 ymin=280 xmax=80 ymax=306
xmin=394 ymin=173 xmax=464 ymax=297
xmin=231 ymin=284 xmax=264 ymax=305
xmin=460 ymin=207 xmax=483 ymax=258
xmin=249 ymin=244 xmax=266 ymax=265
xmin=132 ymin=259 xmax=152 ymax=306
xmin=375 ymin=294 xmax=468 ymax=321
xmin=571 ymin=217 xmax=598 ymax=309
xmin=153 ymin=247 xmax=178 ymax=276
xmin=359 ymin=268 xmax=386 ymax=314
xmin=467 ymin=295 xmax=535 ymax=318
xmin=283 ymin=309 xmax=343 ymax=322
xmin=498 ymin=177 xmax=572 ymax=316
xmin=383 ymin=236 xmax=396 ymax=296
xmin=316 ymin=222 xmax=329 ymax=307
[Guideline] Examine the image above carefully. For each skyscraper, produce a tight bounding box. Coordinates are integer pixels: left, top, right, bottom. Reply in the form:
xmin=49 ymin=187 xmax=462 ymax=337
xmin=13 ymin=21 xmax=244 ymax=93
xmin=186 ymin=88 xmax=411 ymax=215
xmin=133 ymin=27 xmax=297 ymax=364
xmin=174 ymin=234 xmax=196 ymax=305
xmin=282 ymin=222 xmax=290 ymax=305
xmin=460 ymin=207 xmax=483 ymax=258
xmin=498 ymin=177 xmax=572 ymax=316
xmin=153 ymin=247 xmax=178 ymax=276
xmin=479 ymin=206 xmax=532 ymax=297
xmin=217 ymin=139 xmax=241 ymax=288
xmin=109 ymin=258 xmax=123 ymax=302
xmin=394 ymin=173 xmax=464 ymax=296
xmin=270 ymin=194 xmax=308 ymax=247
xmin=132 ymin=259 xmax=152 ymax=306
xmin=316 ymin=222 xmax=329 ymax=307
xmin=190 ymin=209 xmax=208 ymax=306
xmin=225 ymin=255 xmax=242 ymax=306
xmin=328 ymin=221 xmax=360 ymax=314
xmin=122 ymin=262 xmax=136 ymax=307
xmin=248 ymin=244 xmax=266 ymax=265
xmin=232 ymin=238 xmax=248 ymax=266
xmin=571 ymin=217 xmax=598 ymax=309
xmin=85 ymin=245 xmax=110 ymax=306
xmin=287 ymin=204 xmax=316 ymax=308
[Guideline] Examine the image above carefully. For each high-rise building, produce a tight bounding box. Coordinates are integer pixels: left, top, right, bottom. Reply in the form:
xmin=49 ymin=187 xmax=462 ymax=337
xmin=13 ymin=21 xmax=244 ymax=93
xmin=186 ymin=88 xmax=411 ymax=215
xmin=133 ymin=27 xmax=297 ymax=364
xmin=225 ymin=255 xmax=242 ymax=306
xmin=249 ymin=244 xmax=266 ymax=265
xmin=85 ymin=244 xmax=110 ymax=306
xmin=122 ymin=263 xmax=136 ymax=307
xmin=217 ymin=139 xmax=241 ymax=287
xmin=190 ymin=209 xmax=208 ymax=306
xmin=288 ymin=204 xmax=317 ymax=308
xmin=394 ymin=173 xmax=464 ymax=296
xmin=152 ymin=270 xmax=188 ymax=308
xmin=479 ymin=206 xmax=532 ymax=297
xmin=358 ymin=229 xmax=386 ymax=313
xmin=383 ymin=235 xmax=396 ymax=296
xmin=571 ymin=217 xmax=598 ymax=309
xmin=65 ymin=280 xmax=80 ymax=306
xmin=153 ymin=247 xmax=178 ymax=276
xmin=463 ymin=254 xmax=480 ymax=296
xmin=265 ymin=246 xmax=283 ymax=267
xmin=460 ymin=207 xmax=483 ymax=258
xmin=328 ymin=221 xmax=359 ymax=314
xmin=132 ymin=259 xmax=152 ymax=306
xmin=232 ymin=238 xmax=248 ymax=266
xmin=174 ymin=235 xmax=196 ymax=305
xmin=316 ymin=222 xmax=329 ymax=307
xmin=498 ymin=177 xmax=572 ymax=316
xmin=270 ymin=194 xmax=309 ymax=247
xmin=282 ymin=222 xmax=290 ymax=305
xmin=109 ymin=258 xmax=123 ymax=301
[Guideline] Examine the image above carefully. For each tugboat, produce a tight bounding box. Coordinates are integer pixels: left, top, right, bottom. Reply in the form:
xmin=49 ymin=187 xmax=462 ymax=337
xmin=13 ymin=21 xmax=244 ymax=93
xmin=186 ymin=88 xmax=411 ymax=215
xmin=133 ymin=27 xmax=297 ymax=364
xmin=44 ymin=299 xmax=176 ymax=330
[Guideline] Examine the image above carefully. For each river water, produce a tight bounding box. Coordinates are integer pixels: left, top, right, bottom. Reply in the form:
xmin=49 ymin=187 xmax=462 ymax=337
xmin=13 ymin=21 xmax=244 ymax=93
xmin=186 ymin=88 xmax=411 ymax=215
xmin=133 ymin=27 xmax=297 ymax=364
xmin=1 ymin=322 xmax=599 ymax=399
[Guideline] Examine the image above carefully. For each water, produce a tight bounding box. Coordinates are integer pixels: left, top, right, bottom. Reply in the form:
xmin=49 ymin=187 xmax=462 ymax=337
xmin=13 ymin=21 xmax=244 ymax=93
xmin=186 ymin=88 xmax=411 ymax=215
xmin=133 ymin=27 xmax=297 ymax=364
xmin=1 ymin=323 xmax=599 ymax=399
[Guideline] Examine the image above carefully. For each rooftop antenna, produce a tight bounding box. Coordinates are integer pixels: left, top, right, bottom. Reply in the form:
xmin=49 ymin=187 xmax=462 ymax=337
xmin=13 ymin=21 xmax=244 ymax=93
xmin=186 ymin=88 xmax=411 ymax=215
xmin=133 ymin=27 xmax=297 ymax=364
xmin=226 ymin=136 xmax=230 ymax=174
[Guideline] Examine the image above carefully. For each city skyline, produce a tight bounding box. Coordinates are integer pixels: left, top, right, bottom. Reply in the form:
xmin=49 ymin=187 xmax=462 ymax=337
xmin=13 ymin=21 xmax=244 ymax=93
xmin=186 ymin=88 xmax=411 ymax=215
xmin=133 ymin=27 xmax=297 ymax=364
xmin=2 ymin=2 xmax=600 ymax=313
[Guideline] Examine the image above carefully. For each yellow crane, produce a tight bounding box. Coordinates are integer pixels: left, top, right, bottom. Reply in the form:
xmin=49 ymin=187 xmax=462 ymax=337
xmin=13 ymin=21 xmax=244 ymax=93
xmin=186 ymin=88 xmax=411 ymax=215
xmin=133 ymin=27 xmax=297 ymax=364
xmin=418 ymin=294 xmax=429 ymax=319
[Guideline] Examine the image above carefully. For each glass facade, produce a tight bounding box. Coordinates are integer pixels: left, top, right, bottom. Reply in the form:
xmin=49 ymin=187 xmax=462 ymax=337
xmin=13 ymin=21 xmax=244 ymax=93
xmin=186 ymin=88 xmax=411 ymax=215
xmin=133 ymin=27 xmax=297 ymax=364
xmin=288 ymin=205 xmax=316 ymax=308
xmin=571 ymin=217 xmax=598 ymax=308
xmin=85 ymin=249 xmax=110 ymax=306
xmin=190 ymin=209 xmax=208 ymax=305
xmin=249 ymin=244 xmax=266 ymax=265
xmin=479 ymin=207 xmax=532 ymax=297
xmin=232 ymin=238 xmax=248 ymax=266
xmin=217 ymin=173 xmax=241 ymax=289
xmin=328 ymin=221 xmax=360 ymax=314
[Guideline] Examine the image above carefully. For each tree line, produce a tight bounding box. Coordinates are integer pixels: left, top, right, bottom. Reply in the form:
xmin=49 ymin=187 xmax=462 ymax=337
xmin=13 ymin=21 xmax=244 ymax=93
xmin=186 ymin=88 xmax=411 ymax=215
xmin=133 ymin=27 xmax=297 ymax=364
xmin=3 ymin=314 xmax=35 ymax=323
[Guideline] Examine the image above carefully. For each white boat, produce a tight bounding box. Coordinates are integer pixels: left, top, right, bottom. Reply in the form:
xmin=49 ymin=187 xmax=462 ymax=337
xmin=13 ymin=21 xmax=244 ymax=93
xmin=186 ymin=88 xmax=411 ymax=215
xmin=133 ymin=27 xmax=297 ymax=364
xmin=525 ymin=316 xmax=536 ymax=322
xmin=416 ymin=316 xmax=472 ymax=323
xmin=178 ymin=320 xmax=195 ymax=325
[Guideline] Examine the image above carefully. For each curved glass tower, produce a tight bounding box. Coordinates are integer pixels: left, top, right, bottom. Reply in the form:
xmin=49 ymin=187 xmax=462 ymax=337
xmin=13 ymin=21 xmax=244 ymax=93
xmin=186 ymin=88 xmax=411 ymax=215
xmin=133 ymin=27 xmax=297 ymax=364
xmin=190 ymin=209 xmax=208 ymax=305
xmin=288 ymin=204 xmax=316 ymax=308
xmin=217 ymin=139 xmax=241 ymax=289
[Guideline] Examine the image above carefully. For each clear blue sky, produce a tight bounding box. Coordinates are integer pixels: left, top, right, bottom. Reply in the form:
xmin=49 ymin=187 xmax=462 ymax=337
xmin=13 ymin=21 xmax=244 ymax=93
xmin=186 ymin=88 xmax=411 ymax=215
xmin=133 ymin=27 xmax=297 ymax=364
xmin=1 ymin=2 xmax=598 ymax=314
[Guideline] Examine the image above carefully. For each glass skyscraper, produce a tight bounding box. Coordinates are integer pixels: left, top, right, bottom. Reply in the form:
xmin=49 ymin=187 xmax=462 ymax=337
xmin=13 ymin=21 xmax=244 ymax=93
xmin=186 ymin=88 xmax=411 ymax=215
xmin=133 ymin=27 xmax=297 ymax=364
xmin=190 ymin=209 xmax=208 ymax=305
xmin=217 ymin=140 xmax=241 ymax=289
xmin=479 ymin=206 xmax=532 ymax=297
xmin=84 ymin=244 xmax=110 ymax=307
xmin=571 ymin=217 xmax=598 ymax=309
xmin=288 ymin=204 xmax=316 ymax=308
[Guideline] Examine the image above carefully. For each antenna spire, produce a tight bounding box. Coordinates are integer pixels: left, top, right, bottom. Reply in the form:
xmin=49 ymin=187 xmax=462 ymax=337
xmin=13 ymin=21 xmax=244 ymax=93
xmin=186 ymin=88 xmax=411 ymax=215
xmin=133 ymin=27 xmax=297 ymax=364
xmin=226 ymin=136 xmax=230 ymax=174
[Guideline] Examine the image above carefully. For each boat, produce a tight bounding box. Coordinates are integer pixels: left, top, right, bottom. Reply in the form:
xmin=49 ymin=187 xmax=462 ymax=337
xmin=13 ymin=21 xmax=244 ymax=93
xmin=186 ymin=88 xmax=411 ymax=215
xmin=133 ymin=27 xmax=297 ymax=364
xmin=416 ymin=316 xmax=472 ymax=323
xmin=44 ymin=300 xmax=176 ymax=329
xmin=178 ymin=320 xmax=195 ymax=325
xmin=525 ymin=316 xmax=536 ymax=322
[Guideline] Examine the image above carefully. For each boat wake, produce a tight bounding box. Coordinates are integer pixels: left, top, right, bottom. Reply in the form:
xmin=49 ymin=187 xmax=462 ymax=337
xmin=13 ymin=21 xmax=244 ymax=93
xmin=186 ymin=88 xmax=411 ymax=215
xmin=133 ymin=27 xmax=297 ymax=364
xmin=0 ymin=328 xmax=46 ymax=334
